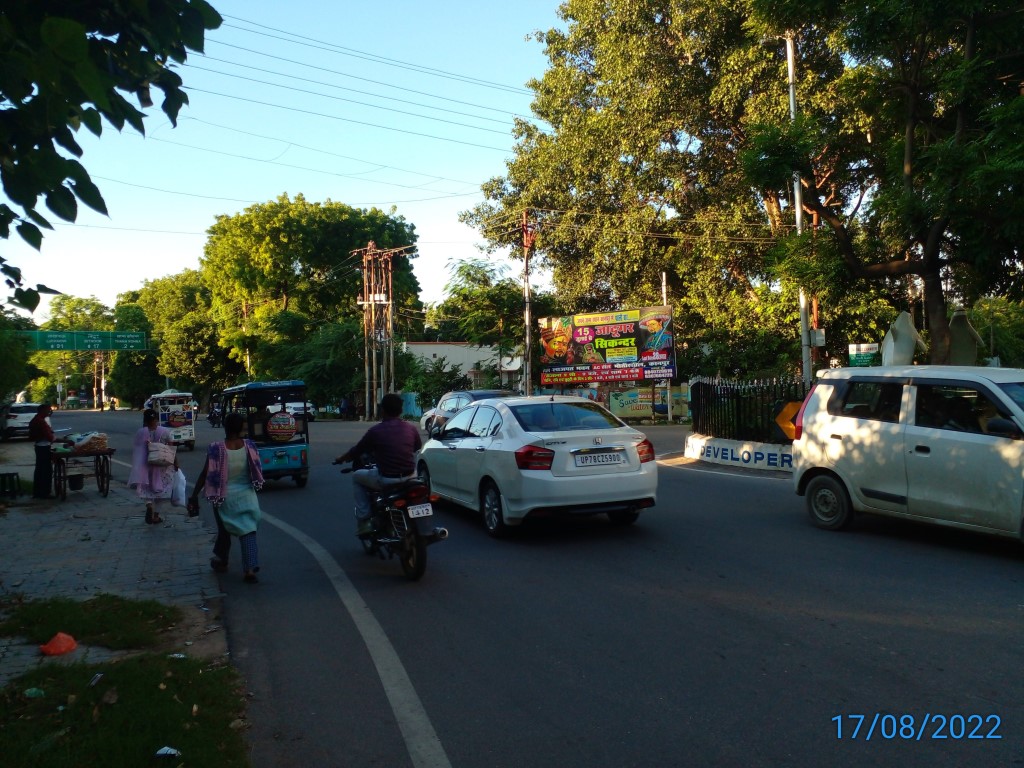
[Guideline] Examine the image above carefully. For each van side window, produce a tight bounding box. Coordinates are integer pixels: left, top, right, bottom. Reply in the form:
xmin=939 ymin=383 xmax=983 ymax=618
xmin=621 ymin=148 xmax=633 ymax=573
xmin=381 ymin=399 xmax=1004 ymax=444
xmin=829 ymin=381 xmax=903 ymax=423
xmin=915 ymin=384 xmax=1007 ymax=434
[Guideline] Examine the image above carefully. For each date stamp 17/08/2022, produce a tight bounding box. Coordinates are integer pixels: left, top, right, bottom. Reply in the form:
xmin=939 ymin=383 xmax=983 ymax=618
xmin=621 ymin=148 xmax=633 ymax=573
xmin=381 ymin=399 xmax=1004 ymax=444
xmin=833 ymin=714 xmax=1001 ymax=741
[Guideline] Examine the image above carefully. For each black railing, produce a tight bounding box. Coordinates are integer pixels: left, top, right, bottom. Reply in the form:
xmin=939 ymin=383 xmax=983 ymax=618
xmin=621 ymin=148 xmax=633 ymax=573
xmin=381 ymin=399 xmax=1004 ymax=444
xmin=690 ymin=377 xmax=812 ymax=444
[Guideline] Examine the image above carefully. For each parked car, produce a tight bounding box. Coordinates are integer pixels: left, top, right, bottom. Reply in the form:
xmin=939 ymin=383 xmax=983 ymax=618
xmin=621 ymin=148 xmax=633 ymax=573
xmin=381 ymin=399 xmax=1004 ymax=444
xmin=419 ymin=389 xmax=516 ymax=433
xmin=3 ymin=403 xmax=45 ymax=440
xmin=793 ymin=365 xmax=1024 ymax=540
xmin=417 ymin=395 xmax=657 ymax=536
xmin=285 ymin=402 xmax=316 ymax=421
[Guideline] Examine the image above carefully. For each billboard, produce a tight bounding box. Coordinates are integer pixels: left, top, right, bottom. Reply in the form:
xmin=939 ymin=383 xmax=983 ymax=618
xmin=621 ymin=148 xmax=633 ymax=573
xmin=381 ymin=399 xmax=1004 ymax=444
xmin=538 ymin=306 xmax=675 ymax=385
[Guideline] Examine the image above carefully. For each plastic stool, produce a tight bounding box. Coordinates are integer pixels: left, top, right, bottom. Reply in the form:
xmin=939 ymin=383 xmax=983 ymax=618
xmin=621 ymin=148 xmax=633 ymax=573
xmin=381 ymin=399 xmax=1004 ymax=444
xmin=0 ymin=472 xmax=22 ymax=498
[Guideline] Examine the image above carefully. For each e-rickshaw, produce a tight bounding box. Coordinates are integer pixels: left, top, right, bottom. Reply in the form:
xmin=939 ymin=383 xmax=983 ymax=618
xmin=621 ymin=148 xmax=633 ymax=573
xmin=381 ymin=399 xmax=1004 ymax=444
xmin=219 ymin=380 xmax=310 ymax=487
xmin=150 ymin=389 xmax=196 ymax=450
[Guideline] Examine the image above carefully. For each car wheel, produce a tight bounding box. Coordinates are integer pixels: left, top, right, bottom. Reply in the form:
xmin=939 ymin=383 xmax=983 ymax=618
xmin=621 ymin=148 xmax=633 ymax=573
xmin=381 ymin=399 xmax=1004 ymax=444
xmin=480 ymin=480 xmax=509 ymax=538
xmin=608 ymin=509 xmax=639 ymax=526
xmin=295 ymin=475 xmax=308 ymax=488
xmin=417 ymin=462 xmax=432 ymax=495
xmin=805 ymin=475 xmax=853 ymax=530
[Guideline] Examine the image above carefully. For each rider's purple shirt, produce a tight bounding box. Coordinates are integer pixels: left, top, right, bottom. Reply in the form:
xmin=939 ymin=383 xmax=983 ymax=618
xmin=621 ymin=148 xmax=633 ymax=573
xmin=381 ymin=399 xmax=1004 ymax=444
xmin=347 ymin=416 xmax=422 ymax=476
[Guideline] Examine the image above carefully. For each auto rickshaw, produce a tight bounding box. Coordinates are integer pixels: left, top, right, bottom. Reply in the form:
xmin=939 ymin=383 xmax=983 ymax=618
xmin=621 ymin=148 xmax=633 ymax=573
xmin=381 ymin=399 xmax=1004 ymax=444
xmin=218 ymin=380 xmax=310 ymax=487
xmin=149 ymin=389 xmax=196 ymax=450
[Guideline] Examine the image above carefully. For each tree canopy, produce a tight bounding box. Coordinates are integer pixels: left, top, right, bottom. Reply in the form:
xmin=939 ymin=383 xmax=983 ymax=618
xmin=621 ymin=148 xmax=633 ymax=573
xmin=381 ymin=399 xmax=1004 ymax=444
xmin=0 ymin=0 xmax=222 ymax=310
xmin=464 ymin=0 xmax=1024 ymax=372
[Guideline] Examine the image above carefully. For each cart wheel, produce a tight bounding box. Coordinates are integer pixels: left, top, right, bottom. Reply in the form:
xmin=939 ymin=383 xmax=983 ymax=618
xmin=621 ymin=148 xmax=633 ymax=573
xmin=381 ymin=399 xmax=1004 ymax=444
xmin=96 ymin=455 xmax=111 ymax=497
xmin=53 ymin=460 xmax=66 ymax=500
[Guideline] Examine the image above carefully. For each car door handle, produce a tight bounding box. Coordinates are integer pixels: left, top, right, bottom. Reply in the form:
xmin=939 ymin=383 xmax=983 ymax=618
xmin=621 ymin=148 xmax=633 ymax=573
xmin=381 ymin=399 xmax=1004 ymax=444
xmin=914 ymin=445 xmax=930 ymax=454
xmin=475 ymin=446 xmax=485 ymax=452
xmin=447 ymin=444 xmax=457 ymax=451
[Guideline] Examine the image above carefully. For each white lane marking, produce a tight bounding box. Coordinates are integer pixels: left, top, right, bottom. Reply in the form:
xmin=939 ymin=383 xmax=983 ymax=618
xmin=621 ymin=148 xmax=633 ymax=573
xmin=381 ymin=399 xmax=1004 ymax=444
xmin=262 ymin=512 xmax=452 ymax=768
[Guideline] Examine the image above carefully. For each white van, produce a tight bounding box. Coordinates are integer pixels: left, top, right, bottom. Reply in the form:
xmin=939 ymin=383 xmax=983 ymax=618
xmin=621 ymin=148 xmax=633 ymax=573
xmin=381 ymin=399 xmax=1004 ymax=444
xmin=793 ymin=366 xmax=1024 ymax=540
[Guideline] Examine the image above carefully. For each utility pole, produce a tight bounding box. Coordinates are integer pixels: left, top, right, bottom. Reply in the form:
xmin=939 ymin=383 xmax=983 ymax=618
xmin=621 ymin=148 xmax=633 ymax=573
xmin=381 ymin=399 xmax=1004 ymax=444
xmin=522 ymin=210 xmax=536 ymax=394
xmin=786 ymin=32 xmax=814 ymax=384
xmin=357 ymin=242 xmax=413 ymax=419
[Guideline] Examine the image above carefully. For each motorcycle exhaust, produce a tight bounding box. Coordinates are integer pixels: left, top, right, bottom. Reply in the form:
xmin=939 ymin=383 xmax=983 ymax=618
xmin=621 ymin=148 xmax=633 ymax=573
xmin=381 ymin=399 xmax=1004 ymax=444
xmin=423 ymin=527 xmax=448 ymax=545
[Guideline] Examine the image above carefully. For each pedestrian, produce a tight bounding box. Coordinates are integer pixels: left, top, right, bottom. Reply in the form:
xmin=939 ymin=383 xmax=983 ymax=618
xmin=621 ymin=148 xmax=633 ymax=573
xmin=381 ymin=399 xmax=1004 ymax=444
xmin=28 ymin=404 xmax=64 ymax=498
xmin=128 ymin=408 xmax=179 ymax=524
xmin=188 ymin=411 xmax=265 ymax=583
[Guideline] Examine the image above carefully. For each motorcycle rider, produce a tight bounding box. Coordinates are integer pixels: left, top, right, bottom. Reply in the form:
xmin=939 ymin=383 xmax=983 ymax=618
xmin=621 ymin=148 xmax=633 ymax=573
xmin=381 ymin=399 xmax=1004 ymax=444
xmin=334 ymin=393 xmax=421 ymax=535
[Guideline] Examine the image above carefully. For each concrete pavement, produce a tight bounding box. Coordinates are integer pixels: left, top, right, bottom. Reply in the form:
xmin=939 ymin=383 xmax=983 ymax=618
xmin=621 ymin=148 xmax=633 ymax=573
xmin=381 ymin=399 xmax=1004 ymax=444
xmin=0 ymin=439 xmax=227 ymax=689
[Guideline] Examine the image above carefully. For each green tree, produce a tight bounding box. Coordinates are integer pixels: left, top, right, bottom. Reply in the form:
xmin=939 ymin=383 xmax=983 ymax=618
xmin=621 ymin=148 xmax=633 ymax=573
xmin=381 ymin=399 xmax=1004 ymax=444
xmin=133 ymin=271 xmax=243 ymax=402
xmin=743 ymin=0 xmax=1024 ymax=362
xmin=402 ymin=357 xmax=472 ymax=413
xmin=0 ymin=0 xmax=222 ymax=310
xmin=107 ymin=303 xmax=163 ymax=408
xmin=0 ymin=308 xmax=37 ymax=399
xmin=462 ymin=0 xmax=847 ymax=378
xmin=200 ymin=193 xmax=423 ymax=377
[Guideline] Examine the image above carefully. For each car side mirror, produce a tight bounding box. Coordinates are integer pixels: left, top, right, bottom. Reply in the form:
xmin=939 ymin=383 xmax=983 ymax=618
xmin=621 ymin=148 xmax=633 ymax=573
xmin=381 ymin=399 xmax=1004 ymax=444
xmin=428 ymin=423 xmax=442 ymax=439
xmin=985 ymin=417 xmax=1023 ymax=440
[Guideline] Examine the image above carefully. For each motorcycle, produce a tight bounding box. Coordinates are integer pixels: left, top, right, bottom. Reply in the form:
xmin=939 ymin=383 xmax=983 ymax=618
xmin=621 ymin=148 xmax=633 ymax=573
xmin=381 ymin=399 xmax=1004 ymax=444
xmin=334 ymin=459 xmax=447 ymax=581
xmin=207 ymin=408 xmax=222 ymax=428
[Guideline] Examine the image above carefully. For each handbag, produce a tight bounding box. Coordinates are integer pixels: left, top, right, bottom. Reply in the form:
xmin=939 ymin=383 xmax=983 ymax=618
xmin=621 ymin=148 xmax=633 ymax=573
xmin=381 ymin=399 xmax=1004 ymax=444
xmin=147 ymin=442 xmax=177 ymax=467
xmin=170 ymin=468 xmax=187 ymax=507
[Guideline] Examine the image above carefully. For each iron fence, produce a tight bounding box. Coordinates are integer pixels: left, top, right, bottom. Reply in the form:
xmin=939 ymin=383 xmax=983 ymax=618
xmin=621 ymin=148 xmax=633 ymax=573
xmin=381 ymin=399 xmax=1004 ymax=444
xmin=690 ymin=376 xmax=813 ymax=444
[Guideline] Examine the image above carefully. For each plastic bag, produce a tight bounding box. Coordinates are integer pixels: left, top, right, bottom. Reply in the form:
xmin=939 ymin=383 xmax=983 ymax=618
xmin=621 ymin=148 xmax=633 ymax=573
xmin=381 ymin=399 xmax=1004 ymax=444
xmin=171 ymin=468 xmax=187 ymax=507
xmin=40 ymin=632 xmax=77 ymax=656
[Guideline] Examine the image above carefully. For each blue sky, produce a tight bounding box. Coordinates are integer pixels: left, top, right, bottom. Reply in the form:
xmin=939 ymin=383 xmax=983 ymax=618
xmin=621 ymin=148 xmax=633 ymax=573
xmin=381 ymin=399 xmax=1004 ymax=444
xmin=8 ymin=0 xmax=563 ymax=322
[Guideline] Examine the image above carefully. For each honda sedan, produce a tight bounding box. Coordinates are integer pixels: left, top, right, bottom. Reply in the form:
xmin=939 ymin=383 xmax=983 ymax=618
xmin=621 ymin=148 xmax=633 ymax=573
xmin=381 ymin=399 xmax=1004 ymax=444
xmin=417 ymin=396 xmax=657 ymax=536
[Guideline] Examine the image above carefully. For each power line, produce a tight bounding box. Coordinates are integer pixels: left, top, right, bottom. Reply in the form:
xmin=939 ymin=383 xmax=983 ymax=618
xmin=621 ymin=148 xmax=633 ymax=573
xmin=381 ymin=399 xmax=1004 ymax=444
xmin=221 ymin=16 xmax=533 ymax=95
xmin=186 ymin=64 xmax=513 ymax=136
xmin=184 ymin=87 xmax=512 ymax=152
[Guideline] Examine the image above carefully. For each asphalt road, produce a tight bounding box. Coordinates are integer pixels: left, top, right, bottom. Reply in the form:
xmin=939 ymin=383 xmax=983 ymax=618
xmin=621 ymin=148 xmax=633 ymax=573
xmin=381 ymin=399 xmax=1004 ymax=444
xmin=46 ymin=410 xmax=1024 ymax=767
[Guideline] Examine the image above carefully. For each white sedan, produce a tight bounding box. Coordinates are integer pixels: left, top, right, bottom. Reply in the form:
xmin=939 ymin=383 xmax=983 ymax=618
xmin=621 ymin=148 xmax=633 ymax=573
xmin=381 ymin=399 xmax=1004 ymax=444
xmin=417 ymin=396 xmax=658 ymax=536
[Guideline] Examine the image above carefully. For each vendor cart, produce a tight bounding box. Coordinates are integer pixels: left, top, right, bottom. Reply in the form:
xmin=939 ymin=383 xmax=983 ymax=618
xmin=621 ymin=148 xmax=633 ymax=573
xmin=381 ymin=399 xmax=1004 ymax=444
xmin=51 ymin=448 xmax=115 ymax=500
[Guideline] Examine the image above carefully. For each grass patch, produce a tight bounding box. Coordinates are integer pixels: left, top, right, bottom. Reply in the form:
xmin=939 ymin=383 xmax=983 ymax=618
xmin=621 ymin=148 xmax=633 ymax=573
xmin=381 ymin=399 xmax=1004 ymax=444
xmin=0 ymin=594 xmax=183 ymax=650
xmin=0 ymin=594 xmax=250 ymax=766
xmin=0 ymin=654 xmax=249 ymax=767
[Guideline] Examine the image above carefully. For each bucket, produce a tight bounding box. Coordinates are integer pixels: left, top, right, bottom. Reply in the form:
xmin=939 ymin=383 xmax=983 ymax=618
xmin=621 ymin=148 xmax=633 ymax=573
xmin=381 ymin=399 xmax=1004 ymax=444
xmin=67 ymin=474 xmax=84 ymax=491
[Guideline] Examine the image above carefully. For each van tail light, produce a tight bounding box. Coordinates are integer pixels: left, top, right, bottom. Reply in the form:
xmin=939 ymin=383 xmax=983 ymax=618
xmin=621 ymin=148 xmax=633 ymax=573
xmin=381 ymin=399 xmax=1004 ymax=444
xmin=515 ymin=445 xmax=555 ymax=470
xmin=793 ymin=384 xmax=817 ymax=441
xmin=637 ymin=438 xmax=655 ymax=463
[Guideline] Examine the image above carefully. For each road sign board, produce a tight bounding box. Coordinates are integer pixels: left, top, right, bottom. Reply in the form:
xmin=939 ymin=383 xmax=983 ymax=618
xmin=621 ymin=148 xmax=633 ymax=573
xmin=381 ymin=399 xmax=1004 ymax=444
xmin=15 ymin=330 xmax=147 ymax=351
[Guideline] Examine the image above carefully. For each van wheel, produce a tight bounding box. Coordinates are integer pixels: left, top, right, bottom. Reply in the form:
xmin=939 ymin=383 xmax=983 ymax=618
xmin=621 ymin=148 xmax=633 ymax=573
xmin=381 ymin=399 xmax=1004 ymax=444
xmin=806 ymin=475 xmax=852 ymax=530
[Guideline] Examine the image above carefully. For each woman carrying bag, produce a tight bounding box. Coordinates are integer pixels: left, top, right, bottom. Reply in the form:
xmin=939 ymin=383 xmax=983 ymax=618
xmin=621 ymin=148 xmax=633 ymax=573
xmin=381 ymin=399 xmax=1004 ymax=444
xmin=128 ymin=409 xmax=179 ymax=525
xmin=188 ymin=411 xmax=265 ymax=583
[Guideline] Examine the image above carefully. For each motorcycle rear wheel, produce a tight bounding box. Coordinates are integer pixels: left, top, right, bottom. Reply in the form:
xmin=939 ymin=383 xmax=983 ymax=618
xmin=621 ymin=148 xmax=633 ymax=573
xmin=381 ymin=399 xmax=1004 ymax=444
xmin=399 ymin=534 xmax=427 ymax=581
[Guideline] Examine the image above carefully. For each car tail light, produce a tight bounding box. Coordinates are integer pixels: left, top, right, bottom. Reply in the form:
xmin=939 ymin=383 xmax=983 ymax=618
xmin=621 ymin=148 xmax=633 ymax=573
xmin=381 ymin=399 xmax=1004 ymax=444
xmin=793 ymin=384 xmax=817 ymax=441
xmin=515 ymin=445 xmax=555 ymax=470
xmin=636 ymin=438 xmax=655 ymax=463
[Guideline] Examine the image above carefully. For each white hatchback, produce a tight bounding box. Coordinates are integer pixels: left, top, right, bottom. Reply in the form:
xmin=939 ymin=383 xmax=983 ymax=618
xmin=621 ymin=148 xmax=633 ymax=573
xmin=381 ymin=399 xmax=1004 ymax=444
xmin=417 ymin=395 xmax=658 ymax=536
xmin=793 ymin=366 xmax=1024 ymax=540
xmin=3 ymin=403 xmax=45 ymax=440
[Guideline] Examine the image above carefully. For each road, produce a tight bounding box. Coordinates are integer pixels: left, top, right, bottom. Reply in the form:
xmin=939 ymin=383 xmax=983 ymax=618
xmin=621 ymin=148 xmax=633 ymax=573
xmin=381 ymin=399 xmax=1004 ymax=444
xmin=51 ymin=410 xmax=1024 ymax=767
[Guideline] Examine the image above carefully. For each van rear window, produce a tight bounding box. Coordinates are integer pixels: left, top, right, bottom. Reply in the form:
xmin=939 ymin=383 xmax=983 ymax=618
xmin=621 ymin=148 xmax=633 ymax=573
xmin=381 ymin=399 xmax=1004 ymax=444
xmin=828 ymin=380 xmax=903 ymax=423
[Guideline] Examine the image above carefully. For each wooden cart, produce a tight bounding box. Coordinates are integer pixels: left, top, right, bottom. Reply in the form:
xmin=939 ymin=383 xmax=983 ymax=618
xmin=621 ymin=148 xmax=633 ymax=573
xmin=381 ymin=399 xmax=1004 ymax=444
xmin=51 ymin=448 xmax=115 ymax=500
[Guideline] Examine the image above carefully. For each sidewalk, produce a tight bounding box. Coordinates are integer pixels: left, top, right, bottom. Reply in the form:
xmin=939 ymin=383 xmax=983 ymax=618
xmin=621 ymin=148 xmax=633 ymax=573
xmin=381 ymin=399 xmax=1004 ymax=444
xmin=0 ymin=440 xmax=227 ymax=689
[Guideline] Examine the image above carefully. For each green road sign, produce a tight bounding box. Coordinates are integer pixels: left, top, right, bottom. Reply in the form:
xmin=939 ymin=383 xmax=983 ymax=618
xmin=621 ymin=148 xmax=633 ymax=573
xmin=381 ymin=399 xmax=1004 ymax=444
xmin=15 ymin=330 xmax=147 ymax=351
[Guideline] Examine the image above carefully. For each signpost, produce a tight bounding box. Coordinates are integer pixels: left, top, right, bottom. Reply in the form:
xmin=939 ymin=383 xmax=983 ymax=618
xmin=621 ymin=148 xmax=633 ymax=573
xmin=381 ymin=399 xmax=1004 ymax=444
xmin=15 ymin=331 xmax=146 ymax=351
xmin=848 ymin=343 xmax=880 ymax=367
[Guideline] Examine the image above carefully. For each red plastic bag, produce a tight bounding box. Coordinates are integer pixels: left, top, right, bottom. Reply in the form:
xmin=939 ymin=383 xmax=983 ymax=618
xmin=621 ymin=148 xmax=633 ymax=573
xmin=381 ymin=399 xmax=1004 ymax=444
xmin=40 ymin=632 xmax=78 ymax=656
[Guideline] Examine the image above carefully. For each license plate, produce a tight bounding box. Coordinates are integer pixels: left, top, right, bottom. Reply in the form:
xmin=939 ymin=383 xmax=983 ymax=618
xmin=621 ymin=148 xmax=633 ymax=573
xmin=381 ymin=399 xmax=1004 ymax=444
xmin=408 ymin=503 xmax=433 ymax=518
xmin=574 ymin=452 xmax=624 ymax=467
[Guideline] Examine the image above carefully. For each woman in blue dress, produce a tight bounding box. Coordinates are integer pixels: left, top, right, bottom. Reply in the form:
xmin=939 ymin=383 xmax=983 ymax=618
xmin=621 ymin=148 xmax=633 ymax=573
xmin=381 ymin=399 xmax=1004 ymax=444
xmin=188 ymin=411 xmax=265 ymax=583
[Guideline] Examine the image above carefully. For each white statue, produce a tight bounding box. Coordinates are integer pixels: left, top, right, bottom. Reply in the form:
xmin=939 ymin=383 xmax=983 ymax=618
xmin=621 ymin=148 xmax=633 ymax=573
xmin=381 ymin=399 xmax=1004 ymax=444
xmin=948 ymin=309 xmax=984 ymax=365
xmin=881 ymin=311 xmax=927 ymax=365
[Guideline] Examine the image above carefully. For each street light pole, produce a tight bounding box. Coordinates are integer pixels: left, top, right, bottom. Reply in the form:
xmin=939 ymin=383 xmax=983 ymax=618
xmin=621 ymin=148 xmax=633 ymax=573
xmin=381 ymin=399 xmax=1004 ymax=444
xmin=786 ymin=32 xmax=814 ymax=384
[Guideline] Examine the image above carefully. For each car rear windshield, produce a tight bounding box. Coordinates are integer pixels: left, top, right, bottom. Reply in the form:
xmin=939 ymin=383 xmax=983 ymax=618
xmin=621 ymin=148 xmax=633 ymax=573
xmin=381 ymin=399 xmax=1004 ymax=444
xmin=10 ymin=405 xmax=38 ymax=414
xmin=510 ymin=402 xmax=623 ymax=432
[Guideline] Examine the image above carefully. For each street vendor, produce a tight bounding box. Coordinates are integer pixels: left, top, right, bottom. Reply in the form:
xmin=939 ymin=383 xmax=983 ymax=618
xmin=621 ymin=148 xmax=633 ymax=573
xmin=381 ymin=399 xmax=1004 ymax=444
xmin=28 ymin=404 xmax=71 ymax=499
